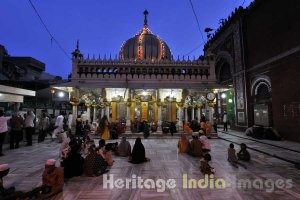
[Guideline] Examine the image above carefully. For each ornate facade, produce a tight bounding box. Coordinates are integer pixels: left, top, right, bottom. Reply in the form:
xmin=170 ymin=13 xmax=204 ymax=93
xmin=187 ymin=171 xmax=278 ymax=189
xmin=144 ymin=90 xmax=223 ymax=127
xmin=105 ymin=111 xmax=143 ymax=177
xmin=61 ymin=10 xmax=220 ymax=131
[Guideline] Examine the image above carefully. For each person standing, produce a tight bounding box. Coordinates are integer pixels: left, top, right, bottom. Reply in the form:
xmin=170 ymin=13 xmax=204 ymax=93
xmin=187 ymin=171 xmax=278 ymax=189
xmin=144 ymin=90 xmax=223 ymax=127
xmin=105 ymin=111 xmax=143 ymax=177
xmin=53 ymin=111 xmax=65 ymax=142
xmin=38 ymin=112 xmax=50 ymax=142
xmin=67 ymin=112 xmax=73 ymax=130
xmin=9 ymin=112 xmax=24 ymax=149
xmin=223 ymin=112 xmax=228 ymax=132
xmin=0 ymin=110 xmax=11 ymax=156
xmin=24 ymin=110 xmax=35 ymax=146
xmin=99 ymin=115 xmax=110 ymax=140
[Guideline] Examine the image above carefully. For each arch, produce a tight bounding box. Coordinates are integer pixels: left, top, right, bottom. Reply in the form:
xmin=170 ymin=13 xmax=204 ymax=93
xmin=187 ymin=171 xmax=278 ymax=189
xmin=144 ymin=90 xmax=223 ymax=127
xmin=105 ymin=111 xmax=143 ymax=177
xmin=215 ymin=51 xmax=234 ymax=83
xmin=250 ymin=75 xmax=272 ymax=96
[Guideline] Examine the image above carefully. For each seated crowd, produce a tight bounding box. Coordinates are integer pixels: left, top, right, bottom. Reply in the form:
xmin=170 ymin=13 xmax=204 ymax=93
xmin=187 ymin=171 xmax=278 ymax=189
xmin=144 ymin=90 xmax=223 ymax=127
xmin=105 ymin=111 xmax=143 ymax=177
xmin=178 ymin=128 xmax=251 ymax=175
xmin=0 ymin=133 xmax=151 ymax=199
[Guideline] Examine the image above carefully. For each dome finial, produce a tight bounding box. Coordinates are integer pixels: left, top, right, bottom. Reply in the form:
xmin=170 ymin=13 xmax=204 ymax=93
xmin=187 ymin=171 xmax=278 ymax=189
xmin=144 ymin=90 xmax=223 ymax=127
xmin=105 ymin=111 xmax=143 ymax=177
xmin=143 ymin=9 xmax=149 ymax=26
xmin=76 ymin=40 xmax=79 ymax=50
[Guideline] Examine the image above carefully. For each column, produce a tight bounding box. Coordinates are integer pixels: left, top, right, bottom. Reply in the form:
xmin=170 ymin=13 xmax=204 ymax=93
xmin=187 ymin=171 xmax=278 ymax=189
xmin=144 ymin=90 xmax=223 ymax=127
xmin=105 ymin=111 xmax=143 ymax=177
xmin=93 ymin=105 xmax=97 ymax=123
xmin=14 ymin=102 xmax=20 ymax=112
xmin=106 ymin=103 xmax=110 ymax=121
xmin=71 ymin=103 xmax=79 ymax=126
xmin=177 ymin=106 xmax=183 ymax=131
xmin=208 ymin=107 xmax=214 ymax=122
xmin=101 ymin=107 xmax=105 ymax=118
xmin=191 ymin=106 xmax=195 ymax=120
xmin=126 ymin=101 xmax=131 ymax=131
xmin=86 ymin=104 xmax=91 ymax=123
xmin=171 ymin=101 xmax=177 ymax=122
xmin=197 ymin=107 xmax=201 ymax=120
xmin=156 ymin=99 xmax=162 ymax=133
xmin=184 ymin=107 xmax=188 ymax=122
xmin=111 ymin=101 xmax=117 ymax=123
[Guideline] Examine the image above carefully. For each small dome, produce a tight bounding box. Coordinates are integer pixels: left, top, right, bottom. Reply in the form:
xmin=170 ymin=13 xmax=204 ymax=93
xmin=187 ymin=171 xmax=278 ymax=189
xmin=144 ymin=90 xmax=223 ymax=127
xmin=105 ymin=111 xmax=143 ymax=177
xmin=119 ymin=10 xmax=172 ymax=61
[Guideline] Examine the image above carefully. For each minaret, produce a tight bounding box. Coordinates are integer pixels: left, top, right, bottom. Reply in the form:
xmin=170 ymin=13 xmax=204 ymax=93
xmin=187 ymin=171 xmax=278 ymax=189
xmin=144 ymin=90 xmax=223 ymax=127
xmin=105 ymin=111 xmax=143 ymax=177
xmin=71 ymin=40 xmax=83 ymax=80
xmin=71 ymin=40 xmax=83 ymax=59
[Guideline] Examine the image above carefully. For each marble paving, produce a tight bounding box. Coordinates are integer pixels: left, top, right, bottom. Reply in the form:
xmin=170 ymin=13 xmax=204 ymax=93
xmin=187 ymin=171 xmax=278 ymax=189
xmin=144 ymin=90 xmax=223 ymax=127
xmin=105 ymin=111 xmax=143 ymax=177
xmin=0 ymin=135 xmax=300 ymax=200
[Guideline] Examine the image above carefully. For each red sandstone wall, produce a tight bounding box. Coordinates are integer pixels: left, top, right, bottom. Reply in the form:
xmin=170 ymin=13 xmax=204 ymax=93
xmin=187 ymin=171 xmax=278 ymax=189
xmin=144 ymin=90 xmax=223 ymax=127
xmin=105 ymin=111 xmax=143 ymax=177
xmin=270 ymin=57 xmax=300 ymax=141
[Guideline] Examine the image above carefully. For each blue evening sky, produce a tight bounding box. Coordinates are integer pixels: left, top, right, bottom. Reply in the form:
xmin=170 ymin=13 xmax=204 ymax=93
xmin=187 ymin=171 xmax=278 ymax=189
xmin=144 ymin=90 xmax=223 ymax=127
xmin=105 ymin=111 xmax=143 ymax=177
xmin=1 ymin=0 xmax=253 ymax=78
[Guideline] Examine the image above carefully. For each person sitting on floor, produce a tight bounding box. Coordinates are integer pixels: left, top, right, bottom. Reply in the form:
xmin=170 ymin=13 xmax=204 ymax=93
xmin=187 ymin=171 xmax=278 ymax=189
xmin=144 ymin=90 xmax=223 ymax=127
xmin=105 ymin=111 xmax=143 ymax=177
xmin=97 ymin=139 xmax=106 ymax=158
xmin=62 ymin=142 xmax=84 ymax=179
xmin=178 ymin=134 xmax=190 ymax=153
xmin=183 ymin=121 xmax=193 ymax=135
xmin=82 ymin=136 xmax=95 ymax=156
xmin=205 ymin=121 xmax=212 ymax=137
xmin=26 ymin=159 xmax=64 ymax=199
xmin=84 ymin=145 xmax=108 ymax=176
xmin=0 ymin=164 xmax=15 ymax=197
xmin=103 ymin=144 xmax=114 ymax=166
xmin=228 ymin=143 xmax=247 ymax=168
xmin=116 ymin=136 xmax=131 ymax=157
xmin=200 ymin=154 xmax=215 ymax=175
xmin=199 ymin=130 xmax=211 ymax=154
xmin=129 ymin=138 xmax=150 ymax=164
xmin=188 ymin=133 xmax=202 ymax=157
xmin=237 ymin=143 xmax=251 ymax=161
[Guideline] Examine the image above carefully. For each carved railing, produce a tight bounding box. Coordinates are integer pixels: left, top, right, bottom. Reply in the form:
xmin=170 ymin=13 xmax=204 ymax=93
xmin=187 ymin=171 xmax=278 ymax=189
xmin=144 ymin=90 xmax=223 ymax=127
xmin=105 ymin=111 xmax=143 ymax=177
xmin=74 ymin=56 xmax=214 ymax=80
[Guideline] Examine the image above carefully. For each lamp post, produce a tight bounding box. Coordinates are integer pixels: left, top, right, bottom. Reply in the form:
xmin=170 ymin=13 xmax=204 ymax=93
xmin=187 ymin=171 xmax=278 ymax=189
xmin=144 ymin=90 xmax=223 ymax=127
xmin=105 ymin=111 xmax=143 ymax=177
xmin=50 ymin=88 xmax=55 ymax=111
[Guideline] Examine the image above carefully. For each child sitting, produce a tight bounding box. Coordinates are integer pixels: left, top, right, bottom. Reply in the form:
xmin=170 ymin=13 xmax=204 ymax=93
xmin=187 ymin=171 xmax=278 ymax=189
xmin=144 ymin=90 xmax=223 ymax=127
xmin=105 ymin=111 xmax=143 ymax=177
xmin=200 ymin=154 xmax=215 ymax=175
xmin=237 ymin=143 xmax=251 ymax=161
xmin=228 ymin=143 xmax=247 ymax=168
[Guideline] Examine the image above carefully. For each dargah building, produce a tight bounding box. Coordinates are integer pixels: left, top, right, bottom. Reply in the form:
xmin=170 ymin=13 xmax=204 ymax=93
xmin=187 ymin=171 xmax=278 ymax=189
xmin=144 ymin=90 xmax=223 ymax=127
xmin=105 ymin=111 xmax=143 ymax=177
xmin=57 ymin=10 xmax=232 ymax=131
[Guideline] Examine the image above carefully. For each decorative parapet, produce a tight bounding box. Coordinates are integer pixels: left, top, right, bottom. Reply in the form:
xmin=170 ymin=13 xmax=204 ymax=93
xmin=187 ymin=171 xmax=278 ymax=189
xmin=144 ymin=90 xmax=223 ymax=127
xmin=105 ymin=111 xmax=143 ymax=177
xmin=73 ymin=55 xmax=215 ymax=80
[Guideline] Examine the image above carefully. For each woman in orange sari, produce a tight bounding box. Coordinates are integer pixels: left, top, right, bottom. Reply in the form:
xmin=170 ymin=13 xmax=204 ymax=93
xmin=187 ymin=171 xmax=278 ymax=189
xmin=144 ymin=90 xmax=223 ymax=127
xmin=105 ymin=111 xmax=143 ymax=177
xmin=99 ymin=115 xmax=110 ymax=140
xmin=183 ymin=121 xmax=193 ymax=135
xmin=178 ymin=134 xmax=190 ymax=153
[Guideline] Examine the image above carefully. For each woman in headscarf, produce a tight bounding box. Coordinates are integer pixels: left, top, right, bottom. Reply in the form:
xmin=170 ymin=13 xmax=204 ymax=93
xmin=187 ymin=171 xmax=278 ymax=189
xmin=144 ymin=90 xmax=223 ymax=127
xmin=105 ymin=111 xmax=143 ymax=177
xmin=177 ymin=134 xmax=190 ymax=153
xmin=183 ymin=121 xmax=193 ymax=135
xmin=99 ymin=115 xmax=110 ymax=140
xmin=116 ymin=136 xmax=131 ymax=157
xmin=84 ymin=145 xmax=108 ymax=176
xmin=129 ymin=138 xmax=149 ymax=164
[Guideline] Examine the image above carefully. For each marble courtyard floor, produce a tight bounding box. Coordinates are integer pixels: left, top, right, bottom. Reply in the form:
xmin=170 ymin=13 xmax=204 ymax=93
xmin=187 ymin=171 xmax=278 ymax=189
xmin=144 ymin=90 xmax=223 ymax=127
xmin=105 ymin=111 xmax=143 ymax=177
xmin=0 ymin=135 xmax=300 ymax=200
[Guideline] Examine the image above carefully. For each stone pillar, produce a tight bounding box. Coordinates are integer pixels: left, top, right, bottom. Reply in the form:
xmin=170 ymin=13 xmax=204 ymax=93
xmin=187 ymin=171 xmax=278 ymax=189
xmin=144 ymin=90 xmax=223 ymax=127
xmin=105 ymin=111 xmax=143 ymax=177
xmin=70 ymin=98 xmax=80 ymax=126
xmin=101 ymin=107 xmax=105 ymax=118
xmin=177 ymin=106 xmax=183 ymax=131
xmin=14 ymin=102 xmax=20 ymax=112
xmin=106 ymin=105 xmax=110 ymax=121
xmin=197 ymin=107 xmax=201 ymax=120
xmin=184 ymin=107 xmax=188 ymax=122
xmin=171 ymin=101 xmax=177 ymax=122
xmin=126 ymin=101 xmax=131 ymax=131
xmin=191 ymin=106 xmax=195 ymax=120
xmin=111 ymin=101 xmax=117 ymax=123
xmin=157 ymin=100 xmax=162 ymax=132
xmin=93 ymin=105 xmax=97 ymax=123
xmin=86 ymin=104 xmax=91 ymax=123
